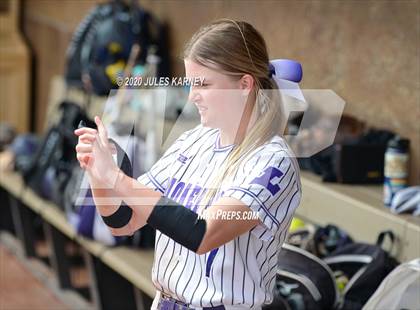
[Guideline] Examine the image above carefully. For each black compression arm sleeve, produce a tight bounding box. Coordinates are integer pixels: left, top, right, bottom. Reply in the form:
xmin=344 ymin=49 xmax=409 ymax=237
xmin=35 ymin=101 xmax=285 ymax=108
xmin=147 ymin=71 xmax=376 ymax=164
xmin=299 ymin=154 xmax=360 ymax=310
xmin=101 ymin=203 xmax=133 ymax=229
xmin=146 ymin=196 xmax=207 ymax=253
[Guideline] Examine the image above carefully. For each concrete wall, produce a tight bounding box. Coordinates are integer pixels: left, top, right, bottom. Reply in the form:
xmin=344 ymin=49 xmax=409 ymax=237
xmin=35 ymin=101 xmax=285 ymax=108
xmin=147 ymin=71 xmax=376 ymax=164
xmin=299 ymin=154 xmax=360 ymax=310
xmin=22 ymin=0 xmax=419 ymax=183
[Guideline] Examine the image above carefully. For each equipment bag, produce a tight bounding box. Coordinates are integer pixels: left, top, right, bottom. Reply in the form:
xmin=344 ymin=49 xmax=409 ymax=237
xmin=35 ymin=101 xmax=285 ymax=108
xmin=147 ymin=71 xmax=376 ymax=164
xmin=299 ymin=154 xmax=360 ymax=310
xmin=323 ymin=230 xmax=399 ymax=309
xmin=287 ymin=223 xmax=353 ymax=258
xmin=264 ymin=244 xmax=339 ymax=310
xmin=21 ymin=101 xmax=95 ymax=202
xmin=362 ymin=258 xmax=420 ymax=310
xmin=65 ymin=0 xmax=169 ymax=95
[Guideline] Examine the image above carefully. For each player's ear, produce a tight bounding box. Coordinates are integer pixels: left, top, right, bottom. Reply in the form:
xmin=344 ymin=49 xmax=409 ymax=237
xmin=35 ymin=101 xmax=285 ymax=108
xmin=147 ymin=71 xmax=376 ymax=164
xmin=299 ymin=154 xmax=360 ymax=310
xmin=238 ymin=74 xmax=254 ymax=96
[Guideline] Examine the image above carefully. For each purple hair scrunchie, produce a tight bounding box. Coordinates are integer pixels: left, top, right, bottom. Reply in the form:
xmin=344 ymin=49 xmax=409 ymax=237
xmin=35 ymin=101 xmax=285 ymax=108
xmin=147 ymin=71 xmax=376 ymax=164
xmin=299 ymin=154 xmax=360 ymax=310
xmin=268 ymin=59 xmax=305 ymax=103
xmin=269 ymin=59 xmax=303 ymax=83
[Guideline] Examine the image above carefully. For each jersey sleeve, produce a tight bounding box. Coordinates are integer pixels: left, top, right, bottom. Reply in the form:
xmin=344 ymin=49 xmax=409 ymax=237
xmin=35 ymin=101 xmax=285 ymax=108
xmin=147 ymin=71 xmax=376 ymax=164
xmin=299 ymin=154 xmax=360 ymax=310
xmin=221 ymin=147 xmax=302 ymax=242
xmin=137 ymin=126 xmax=198 ymax=194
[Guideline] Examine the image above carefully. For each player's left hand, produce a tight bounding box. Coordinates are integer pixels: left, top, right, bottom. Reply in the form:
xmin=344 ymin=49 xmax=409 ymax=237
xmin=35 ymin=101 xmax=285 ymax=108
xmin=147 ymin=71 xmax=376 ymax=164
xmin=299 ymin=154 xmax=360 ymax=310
xmin=74 ymin=116 xmax=120 ymax=188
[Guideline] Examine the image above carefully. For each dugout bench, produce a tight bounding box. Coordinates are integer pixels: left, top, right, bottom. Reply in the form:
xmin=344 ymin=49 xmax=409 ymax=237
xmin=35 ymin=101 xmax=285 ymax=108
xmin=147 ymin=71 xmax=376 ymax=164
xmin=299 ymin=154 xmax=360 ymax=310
xmin=0 ymin=169 xmax=155 ymax=310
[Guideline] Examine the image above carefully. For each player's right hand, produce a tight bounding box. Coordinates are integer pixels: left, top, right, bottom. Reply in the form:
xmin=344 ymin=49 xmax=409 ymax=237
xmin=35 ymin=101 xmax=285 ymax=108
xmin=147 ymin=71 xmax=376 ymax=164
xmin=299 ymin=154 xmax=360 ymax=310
xmin=75 ymin=125 xmax=97 ymax=169
xmin=74 ymin=116 xmax=118 ymax=186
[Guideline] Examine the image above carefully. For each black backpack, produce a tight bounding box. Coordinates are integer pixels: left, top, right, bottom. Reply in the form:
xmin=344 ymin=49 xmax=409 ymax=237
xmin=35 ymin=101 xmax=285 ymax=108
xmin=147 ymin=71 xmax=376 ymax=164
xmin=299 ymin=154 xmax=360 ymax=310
xmin=264 ymin=244 xmax=339 ymax=310
xmin=21 ymin=101 xmax=95 ymax=202
xmin=266 ymin=231 xmax=399 ymax=310
xmin=287 ymin=223 xmax=354 ymax=258
xmin=298 ymin=129 xmax=395 ymax=184
xmin=312 ymin=224 xmax=354 ymax=258
xmin=323 ymin=231 xmax=399 ymax=309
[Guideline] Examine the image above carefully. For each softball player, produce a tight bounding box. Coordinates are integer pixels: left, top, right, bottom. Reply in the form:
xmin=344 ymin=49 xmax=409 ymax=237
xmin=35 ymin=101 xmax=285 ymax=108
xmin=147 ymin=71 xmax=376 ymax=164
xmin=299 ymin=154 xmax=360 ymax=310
xmin=75 ymin=19 xmax=302 ymax=310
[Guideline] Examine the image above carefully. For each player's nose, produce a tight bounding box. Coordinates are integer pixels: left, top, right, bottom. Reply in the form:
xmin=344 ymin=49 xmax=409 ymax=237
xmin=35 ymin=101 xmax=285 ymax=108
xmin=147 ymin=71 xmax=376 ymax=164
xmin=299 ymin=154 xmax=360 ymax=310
xmin=188 ymin=88 xmax=201 ymax=104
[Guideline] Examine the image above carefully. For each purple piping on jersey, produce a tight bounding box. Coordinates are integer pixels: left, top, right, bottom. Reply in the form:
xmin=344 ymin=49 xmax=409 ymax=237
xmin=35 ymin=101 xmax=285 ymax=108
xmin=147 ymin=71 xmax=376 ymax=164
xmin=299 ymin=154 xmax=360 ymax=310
xmin=224 ymin=186 xmax=280 ymax=226
xmin=213 ymin=132 xmax=235 ymax=152
xmin=147 ymin=172 xmax=165 ymax=193
xmin=206 ymin=248 xmax=219 ymax=277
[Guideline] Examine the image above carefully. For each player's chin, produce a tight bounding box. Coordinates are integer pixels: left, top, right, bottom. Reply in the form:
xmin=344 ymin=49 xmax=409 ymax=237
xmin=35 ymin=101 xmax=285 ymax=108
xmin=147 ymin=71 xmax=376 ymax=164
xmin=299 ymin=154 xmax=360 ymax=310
xmin=199 ymin=115 xmax=210 ymax=126
xmin=200 ymin=117 xmax=217 ymax=129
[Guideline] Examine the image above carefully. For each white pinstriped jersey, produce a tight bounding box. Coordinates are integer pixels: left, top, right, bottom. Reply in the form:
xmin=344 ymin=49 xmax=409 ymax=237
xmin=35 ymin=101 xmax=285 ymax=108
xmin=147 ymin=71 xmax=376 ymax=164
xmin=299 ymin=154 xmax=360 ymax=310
xmin=138 ymin=125 xmax=302 ymax=309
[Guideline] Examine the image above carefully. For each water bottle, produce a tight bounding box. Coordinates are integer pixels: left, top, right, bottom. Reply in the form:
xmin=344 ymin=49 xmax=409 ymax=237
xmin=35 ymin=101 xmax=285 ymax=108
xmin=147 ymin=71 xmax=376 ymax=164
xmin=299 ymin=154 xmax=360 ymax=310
xmin=384 ymin=136 xmax=410 ymax=206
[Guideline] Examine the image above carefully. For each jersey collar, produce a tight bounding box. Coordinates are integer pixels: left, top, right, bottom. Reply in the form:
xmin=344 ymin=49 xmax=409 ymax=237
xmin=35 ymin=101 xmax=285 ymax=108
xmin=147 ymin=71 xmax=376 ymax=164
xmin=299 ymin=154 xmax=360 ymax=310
xmin=213 ymin=131 xmax=235 ymax=152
